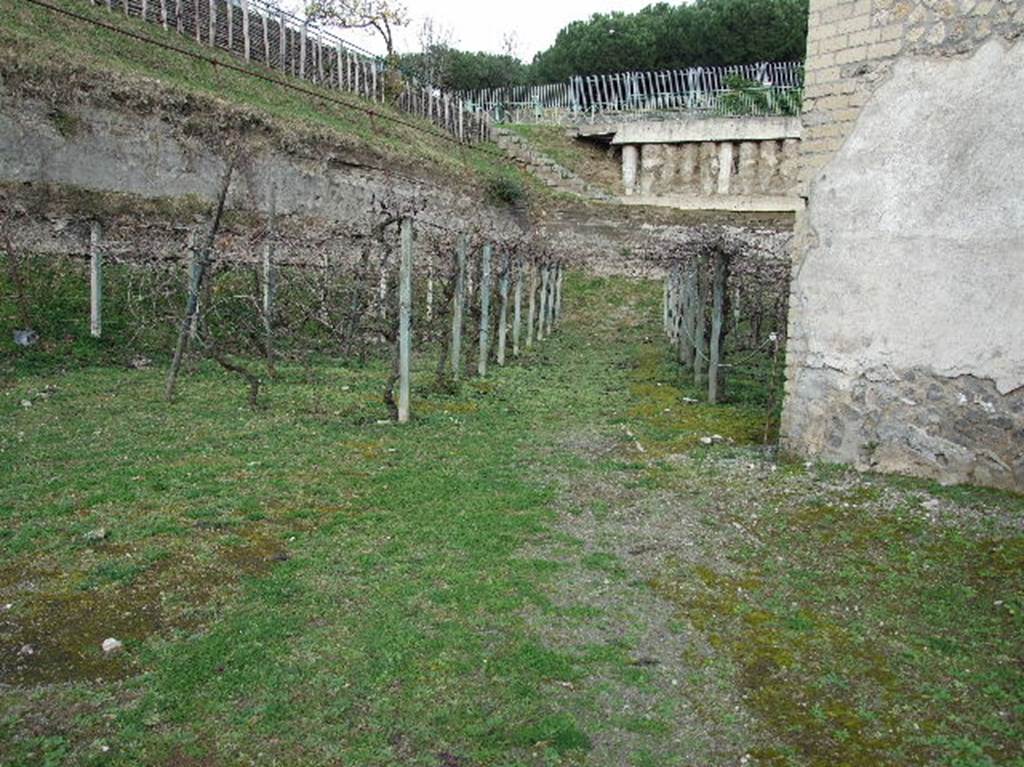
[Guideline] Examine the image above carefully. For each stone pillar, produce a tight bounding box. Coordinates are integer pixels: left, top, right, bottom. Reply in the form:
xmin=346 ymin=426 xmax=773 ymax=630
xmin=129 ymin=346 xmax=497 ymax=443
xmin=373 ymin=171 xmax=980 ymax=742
xmin=622 ymin=144 xmax=639 ymax=196
xmin=699 ymin=141 xmax=718 ymax=196
xmin=640 ymin=144 xmax=662 ymax=196
xmin=778 ymin=138 xmax=801 ymax=194
xmin=716 ymin=141 xmax=734 ymax=195
xmin=758 ymin=139 xmax=780 ymax=194
xmin=678 ymin=143 xmax=699 ymax=195
xmin=737 ymin=141 xmax=759 ymax=195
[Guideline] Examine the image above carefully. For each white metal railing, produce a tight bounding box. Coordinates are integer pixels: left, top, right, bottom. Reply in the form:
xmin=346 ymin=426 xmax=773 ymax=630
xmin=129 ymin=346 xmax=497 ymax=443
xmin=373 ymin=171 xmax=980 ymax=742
xmin=88 ymin=0 xmax=492 ymax=142
xmin=460 ymin=61 xmax=804 ymax=123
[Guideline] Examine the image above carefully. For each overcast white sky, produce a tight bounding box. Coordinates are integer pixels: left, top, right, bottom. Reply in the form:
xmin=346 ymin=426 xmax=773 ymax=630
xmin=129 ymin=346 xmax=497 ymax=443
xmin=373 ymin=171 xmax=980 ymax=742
xmin=289 ymin=0 xmax=659 ymax=61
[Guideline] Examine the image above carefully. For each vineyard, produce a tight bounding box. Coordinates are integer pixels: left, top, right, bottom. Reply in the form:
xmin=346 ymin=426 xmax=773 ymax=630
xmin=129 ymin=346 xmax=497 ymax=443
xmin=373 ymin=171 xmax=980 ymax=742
xmin=3 ymin=0 xmax=1023 ymax=765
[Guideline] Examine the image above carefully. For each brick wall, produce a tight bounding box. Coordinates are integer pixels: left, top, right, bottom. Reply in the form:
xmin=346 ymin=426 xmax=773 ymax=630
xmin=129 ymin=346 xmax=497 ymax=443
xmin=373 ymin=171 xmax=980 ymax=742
xmin=799 ymin=0 xmax=1021 ymax=195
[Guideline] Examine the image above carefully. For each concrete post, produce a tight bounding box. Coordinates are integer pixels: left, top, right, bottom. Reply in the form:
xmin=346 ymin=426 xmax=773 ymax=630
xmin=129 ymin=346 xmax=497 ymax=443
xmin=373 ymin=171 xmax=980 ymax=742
xmin=478 ymin=243 xmax=492 ymax=377
xmin=398 ymin=218 xmax=413 ymax=423
xmin=622 ymin=144 xmax=639 ymax=196
xmin=716 ymin=142 xmax=734 ymax=195
xmin=89 ymin=222 xmax=102 ymax=338
xmin=451 ymin=234 xmax=467 ymax=379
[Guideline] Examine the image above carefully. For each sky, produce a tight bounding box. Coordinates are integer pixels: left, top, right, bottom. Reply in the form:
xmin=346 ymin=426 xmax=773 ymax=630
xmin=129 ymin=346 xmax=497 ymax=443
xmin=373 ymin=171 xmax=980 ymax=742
xmin=288 ymin=0 xmax=659 ymax=61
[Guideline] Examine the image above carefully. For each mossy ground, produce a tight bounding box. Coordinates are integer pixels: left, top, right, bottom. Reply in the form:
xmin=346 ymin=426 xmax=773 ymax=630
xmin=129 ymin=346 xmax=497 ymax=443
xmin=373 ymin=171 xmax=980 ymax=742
xmin=1 ymin=276 xmax=1021 ymax=766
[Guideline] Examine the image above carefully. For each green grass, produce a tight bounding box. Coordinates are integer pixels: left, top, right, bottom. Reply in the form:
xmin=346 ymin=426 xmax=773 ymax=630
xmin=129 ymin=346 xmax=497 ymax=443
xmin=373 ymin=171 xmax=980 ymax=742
xmin=649 ymin=471 xmax=1024 ymax=766
xmin=1 ymin=275 xmax=1021 ymax=766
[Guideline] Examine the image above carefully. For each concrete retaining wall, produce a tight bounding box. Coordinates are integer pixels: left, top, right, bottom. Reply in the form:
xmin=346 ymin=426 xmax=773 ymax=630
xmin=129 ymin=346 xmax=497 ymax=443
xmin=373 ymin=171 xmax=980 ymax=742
xmin=609 ymin=116 xmax=803 ymax=209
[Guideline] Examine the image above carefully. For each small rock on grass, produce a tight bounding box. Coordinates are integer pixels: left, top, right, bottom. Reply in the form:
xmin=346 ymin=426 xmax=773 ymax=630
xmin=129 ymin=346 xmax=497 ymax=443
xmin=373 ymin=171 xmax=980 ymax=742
xmin=102 ymin=638 xmax=124 ymax=655
xmin=84 ymin=527 xmax=108 ymax=542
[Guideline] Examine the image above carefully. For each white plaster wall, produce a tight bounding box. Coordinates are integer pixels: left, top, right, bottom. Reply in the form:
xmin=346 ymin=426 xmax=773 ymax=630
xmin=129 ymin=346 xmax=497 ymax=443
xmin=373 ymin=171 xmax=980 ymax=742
xmin=791 ymin=40 xmax=1024 ymax=395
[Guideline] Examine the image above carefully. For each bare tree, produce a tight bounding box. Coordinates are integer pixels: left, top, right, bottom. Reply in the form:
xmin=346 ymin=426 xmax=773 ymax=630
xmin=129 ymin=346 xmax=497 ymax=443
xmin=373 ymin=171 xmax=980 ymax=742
xmin=501 ymin=31 xmax=521 ymax=61
xmin=307 ymin=0 xmax=409 ymax=57
xmin=416 ymin=16 xmax=455 ymax=86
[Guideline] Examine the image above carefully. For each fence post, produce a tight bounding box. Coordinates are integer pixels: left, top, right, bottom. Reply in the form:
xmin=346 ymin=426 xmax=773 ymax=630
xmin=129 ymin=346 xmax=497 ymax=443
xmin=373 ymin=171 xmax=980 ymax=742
xmin=279 ymin=11 xmax=287 ymax=71
xmin=451 ymin=234 xmax=467 ymax=379
xmin=512 ymin=257 xmax=523 ymax=357
xmin=299 ymin=23 xmax=307 ymax=80
xmin=497 ymin=256 xmax=509 ymax=365
xmin=398 ymin=217 xmax=413 ymax=423
xmin=89 ymin=221 xmax=102 ymax=339
xmin=242 ymin=0 xmax=251 ymax=60
xmin=478 ymin=243 xmax=492 ymax=377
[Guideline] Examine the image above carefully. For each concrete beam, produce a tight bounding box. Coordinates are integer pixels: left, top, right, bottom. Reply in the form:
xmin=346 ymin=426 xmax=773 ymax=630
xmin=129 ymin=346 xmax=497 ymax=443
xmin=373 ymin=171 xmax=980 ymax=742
xmin=610 ymin=116 xmax=801 ymax=145
xmin=615 ymin=194 xmax=803 ymax=213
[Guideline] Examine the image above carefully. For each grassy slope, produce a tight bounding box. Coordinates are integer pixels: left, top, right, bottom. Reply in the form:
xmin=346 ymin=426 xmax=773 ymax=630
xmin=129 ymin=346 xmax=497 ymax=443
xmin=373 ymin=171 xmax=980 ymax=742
xmin=506 ymin=124 xmax=623 ymax=196
xmin=1 ymin=277 xmax=1021 ymax=766
xmin=0 ymin=0 xmax=527 ymax=193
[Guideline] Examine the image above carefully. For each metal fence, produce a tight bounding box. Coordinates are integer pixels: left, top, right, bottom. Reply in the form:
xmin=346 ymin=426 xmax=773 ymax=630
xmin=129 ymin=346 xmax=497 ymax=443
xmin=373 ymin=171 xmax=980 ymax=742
xmin=86 ymin=0 xmax=492 ymax=142
xmin=460 ymin=61 xmax=804 ymax=123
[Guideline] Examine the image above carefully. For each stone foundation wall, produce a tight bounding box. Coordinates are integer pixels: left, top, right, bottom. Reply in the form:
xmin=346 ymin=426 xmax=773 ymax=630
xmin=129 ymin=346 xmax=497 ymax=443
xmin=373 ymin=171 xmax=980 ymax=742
xmin=781 ymin=0 xmax=1024 ymax=491
xmin=636 ymin=139 xmax=801 ymax=197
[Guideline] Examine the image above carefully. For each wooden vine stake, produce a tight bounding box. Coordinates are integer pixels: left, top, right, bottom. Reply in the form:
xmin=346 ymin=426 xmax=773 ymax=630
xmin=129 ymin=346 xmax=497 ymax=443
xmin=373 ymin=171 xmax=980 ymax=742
xmin=544 ymin=265 xmax=556 ymax=336
xmin=536 ymin=265 xmax=548 ymax=342
xmin=165 ymin=161 xmax=234 ymax=403
xmin=692 ymin=252 xmax=707 ymax=388
xmin=526 ymin=262 xmax=537 ymax=348
xmin=478 ymin=243 xmax=492 ymax=377
xmin=496 ymin=256 xmax=509 ymax=366
xmin=512 ymin=257 xmax=523 ymax=357
xmin=708 ymin=246 xmax=729 ymax=404
xmin=89 ymin=221 xmax=102 ymax=339
xmin=262 ymin=183 xmax=277 ymax=374
xmin=451 ymin=234 xmax=467 ymax=379
xmin=681 ymin=265 xmax=698 ymax=370
xmin=397 ymin=217 xmax=413 ymax=423
xmin=554 ymin=263 xmax=564 ymax=323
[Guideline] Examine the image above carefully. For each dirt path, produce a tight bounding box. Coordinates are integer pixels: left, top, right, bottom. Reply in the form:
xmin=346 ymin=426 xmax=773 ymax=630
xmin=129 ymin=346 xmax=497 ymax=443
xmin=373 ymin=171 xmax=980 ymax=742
xmin=513 ymin=284 xmax=772 ymax=765
xmin=515 ymin=278 xmax=1023 ymax=767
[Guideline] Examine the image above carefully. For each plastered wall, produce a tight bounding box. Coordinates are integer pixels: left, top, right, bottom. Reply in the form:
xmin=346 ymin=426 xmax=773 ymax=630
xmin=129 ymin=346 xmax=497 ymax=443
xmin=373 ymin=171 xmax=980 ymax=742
xmin=781 ymin=0 xmax=1024 ymax=490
